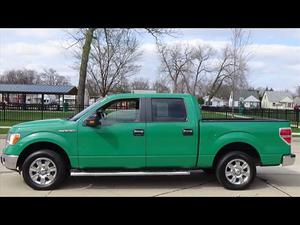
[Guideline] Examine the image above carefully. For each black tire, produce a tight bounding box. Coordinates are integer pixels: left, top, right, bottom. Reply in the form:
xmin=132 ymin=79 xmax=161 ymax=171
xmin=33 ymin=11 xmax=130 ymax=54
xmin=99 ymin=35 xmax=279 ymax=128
xmin=22 ymin=150 xmax=68 ymax=190
xmin=201 ymin=168 xmax=215 ymax=174
xmin=216 ymin=151 xmax=256 ymax=190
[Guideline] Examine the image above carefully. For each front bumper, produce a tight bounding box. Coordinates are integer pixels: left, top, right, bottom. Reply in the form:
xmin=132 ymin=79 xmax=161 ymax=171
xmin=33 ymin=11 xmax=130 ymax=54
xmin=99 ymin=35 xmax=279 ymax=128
xmin=0 ymin=154 xmax=19 ymax=170
xmin=282 ymin=154 xmax=296 ymax=166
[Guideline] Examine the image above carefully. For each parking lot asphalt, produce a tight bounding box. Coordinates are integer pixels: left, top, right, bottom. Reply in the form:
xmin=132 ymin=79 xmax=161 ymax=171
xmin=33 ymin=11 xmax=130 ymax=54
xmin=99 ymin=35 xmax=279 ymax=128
xmin=1 ymin=138 xmax=300 ymax=197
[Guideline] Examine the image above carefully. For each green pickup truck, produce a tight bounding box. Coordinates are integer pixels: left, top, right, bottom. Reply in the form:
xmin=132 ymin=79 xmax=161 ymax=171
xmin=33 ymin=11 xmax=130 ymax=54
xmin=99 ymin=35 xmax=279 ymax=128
xmin=1 ymin=93 xmax=296 ymax=190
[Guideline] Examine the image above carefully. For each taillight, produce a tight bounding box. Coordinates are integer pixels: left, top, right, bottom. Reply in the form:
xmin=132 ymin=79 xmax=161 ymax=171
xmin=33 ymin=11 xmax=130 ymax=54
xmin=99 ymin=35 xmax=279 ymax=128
xmin=279 ymin=128 xmax=292 ymax=144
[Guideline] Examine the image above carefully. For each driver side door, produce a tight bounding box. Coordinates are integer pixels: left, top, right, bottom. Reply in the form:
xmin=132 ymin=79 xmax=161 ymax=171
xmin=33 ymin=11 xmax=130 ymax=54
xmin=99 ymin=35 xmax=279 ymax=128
xmin=77 ymin=98 xmax=146 ymax=169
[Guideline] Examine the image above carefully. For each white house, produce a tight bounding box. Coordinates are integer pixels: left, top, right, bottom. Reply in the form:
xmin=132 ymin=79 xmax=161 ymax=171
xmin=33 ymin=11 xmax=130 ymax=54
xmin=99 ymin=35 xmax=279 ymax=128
xmin=229 ymin=90 xmax=260 ymax=108
xmin=203 ymin=96 xmax=227 ymax=107
xmin=261 ymin=91 xmax=294 ymax=109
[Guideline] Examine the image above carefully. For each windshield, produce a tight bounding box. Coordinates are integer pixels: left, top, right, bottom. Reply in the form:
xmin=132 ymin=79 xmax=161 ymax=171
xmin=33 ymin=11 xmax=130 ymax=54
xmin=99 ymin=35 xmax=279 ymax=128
xmin=69 ymin=97 xmax=107 ymax=121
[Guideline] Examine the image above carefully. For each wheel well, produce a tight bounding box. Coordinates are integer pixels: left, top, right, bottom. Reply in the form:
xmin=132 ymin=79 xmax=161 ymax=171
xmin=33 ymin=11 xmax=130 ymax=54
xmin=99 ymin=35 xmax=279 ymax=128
xmin=17 ymin=142 xmax=71 ymax=171
xmin=212 ymin=142 xmax=261 ymax=168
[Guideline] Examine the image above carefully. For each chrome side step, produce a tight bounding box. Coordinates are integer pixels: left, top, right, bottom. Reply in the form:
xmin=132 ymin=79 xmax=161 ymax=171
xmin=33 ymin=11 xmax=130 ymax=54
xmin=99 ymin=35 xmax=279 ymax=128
xmin=70 ymin=171 xmax=192 ymax=177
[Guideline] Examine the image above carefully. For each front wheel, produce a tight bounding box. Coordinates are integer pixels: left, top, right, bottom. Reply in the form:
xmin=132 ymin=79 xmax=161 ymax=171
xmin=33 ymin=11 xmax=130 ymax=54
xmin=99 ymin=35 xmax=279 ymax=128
xmin=22 ymin=150 xmax=68 ymax=190
xmin=216 ymin=151 xmax=256 ymax=190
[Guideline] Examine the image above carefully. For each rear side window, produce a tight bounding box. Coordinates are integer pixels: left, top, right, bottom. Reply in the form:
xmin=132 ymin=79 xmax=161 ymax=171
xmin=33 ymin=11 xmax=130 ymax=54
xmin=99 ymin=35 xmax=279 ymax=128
xmin=151 ymin=98 xmax=187 ymax=122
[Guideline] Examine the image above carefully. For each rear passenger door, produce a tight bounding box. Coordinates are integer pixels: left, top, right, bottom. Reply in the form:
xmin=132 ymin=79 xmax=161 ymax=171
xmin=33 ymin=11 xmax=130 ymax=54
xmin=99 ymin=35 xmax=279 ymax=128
xmin=145 ymin=97 xmax=198 ymax=168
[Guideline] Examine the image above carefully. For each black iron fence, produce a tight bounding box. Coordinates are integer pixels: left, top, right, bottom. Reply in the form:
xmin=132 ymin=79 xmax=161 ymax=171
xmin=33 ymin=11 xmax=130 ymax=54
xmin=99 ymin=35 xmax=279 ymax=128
xmin=1 ymin=103 xmax=300 ymax=128
xmin=0 ymin=103 xmax=88 ymax=123
xmin=201 ymin=106 xmax=300 ymax=127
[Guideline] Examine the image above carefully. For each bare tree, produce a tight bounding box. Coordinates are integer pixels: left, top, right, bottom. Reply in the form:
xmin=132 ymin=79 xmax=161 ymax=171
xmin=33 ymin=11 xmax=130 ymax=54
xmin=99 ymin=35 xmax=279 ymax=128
xmin=157 ymin=42 xmax=216 ymax=96
xmin=205 ymin=29 xmax=250 ymax=109
xmin=76 ymin=28 xmax=96 ymax=108
xmin=214 ymin=84 xmax=232 ymax=99
xmin=86 ymin=78 xmax=100 ymax=97
xmin=69 ymin=28 xmax=174 ymax=108
xmin=130 ymin=78 xmax=150 ymax=90
xmin=207 ymin=46 xmax=234 ymax=104
xmin=87 ymin=29 xmax=141 ymax=97
xmin=157 ymin=43 xmax=193 ymax=93
xmin=183 ymin=45 xmax=214 ymax=95
xmin=0 ymin=69 xmax=42 ymax=84
xmin=295 ymin=86 xmax=300 ymax=97
xmin=40 ymin=68 xmax=71 ymax=86
xmin=144 ymin=29 xmax=176 ymax=41
xmin=111 ymin=77 xmax=131 ymax=94
xmin=152 ymin=78 xmax=170 ymax=93
xmin=229 ymin=29 xmax=251 ymax=115
xmin=177 ymin=77 xmax=190 ymax=93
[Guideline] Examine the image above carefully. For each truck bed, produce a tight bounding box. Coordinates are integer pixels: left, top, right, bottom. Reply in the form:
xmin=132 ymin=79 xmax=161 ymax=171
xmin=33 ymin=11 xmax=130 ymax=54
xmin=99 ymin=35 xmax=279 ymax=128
xmin=197 ymin=119 xmax=291 ymax=168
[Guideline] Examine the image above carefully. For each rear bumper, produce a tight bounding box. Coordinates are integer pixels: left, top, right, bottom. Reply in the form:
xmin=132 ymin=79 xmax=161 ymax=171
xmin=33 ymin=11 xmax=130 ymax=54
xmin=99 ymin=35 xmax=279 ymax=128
xmin=282 ymin=154 xmax=296 ymax=166
xmin=0 ymin=154 xmax=19 ymax=170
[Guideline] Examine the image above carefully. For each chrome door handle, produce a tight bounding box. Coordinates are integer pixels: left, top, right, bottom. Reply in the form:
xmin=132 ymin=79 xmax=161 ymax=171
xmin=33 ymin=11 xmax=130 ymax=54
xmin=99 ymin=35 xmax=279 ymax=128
xmin=182 ymin=129 xmax=193 ymax=136
xmin=133 ymin=129 xmax=144 ymax=136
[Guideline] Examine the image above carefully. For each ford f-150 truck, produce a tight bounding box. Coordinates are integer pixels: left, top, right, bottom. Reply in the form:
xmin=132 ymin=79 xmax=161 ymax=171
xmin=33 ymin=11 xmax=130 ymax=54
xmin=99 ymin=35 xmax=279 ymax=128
xmin=0 ymin=93 xmax=296 ymax=190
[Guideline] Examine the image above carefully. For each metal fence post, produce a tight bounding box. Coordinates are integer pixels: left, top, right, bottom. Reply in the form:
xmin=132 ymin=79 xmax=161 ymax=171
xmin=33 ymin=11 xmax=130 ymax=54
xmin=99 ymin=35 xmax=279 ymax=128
xmin=2 ymin=103 xmax=5 ymax=121
xmin=41 ymin=104 xmax=44 ymax=120
xmin=297 ymin=110 xmax=299 ymax=128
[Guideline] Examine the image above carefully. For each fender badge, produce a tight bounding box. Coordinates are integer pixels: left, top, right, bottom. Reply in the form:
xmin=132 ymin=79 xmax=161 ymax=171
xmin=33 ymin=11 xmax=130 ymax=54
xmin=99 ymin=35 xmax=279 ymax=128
xmin=58 ymin=130 xmax=77 ymax=133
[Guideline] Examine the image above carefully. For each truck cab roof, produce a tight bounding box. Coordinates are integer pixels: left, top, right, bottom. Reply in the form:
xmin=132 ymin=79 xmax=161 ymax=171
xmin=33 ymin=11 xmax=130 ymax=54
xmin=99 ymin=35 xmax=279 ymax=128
xmin=105 ymin=93 xmax=193 ymax=100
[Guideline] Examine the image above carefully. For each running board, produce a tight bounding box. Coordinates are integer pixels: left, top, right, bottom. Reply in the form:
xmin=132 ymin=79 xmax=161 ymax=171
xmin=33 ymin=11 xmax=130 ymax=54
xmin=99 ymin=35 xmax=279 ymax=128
xmin=70 ymin=171 xmax=192 ymax=177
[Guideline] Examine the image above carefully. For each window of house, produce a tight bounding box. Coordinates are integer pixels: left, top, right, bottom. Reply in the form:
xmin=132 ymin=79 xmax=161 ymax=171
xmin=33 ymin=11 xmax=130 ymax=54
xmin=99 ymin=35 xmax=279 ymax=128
xmin=151 ymin=98 xmax=187 ymax=122
xmin=273 ymin=103 xmax=275 ymax=106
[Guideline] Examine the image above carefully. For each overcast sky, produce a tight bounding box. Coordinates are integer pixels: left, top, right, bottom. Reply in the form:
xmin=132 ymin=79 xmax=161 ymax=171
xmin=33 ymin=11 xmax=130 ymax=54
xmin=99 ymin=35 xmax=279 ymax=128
xmin=1 ymin=28 xmax=300 ymax=92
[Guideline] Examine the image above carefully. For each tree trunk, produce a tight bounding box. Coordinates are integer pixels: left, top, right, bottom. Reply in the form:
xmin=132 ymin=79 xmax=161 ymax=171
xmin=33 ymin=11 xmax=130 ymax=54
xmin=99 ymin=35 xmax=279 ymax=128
xmin=77 ymin=28 xmax=95 ymax=111
xmin=207 ymin=95 xmax=212 ymax=106
xmin=173 ymin=82 xmax=178 ymax=93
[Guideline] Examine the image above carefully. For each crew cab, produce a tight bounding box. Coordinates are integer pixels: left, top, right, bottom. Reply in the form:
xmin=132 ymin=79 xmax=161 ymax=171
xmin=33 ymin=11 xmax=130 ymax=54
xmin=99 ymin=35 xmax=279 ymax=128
xmin=0 ymin=93 xmax=296 ymax=190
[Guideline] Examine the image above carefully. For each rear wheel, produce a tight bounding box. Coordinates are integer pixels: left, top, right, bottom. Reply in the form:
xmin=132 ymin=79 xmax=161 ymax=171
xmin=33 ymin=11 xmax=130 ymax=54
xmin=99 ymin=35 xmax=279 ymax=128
xmin=216 ymin=151 xmax=256 ymax=190
xmin=22 ymin=150 xmax=68 ymax=190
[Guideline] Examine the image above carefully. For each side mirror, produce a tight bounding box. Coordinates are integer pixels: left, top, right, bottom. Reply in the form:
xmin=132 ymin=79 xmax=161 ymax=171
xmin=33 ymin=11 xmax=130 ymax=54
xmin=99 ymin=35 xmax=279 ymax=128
xmin=85 ymin=114 xmax=100 ymax=127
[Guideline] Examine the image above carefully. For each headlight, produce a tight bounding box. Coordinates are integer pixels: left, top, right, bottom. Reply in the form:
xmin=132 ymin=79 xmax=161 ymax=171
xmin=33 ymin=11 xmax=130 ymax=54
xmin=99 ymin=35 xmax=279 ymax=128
xmin=6 ymin=133 xmax=21 ymax=145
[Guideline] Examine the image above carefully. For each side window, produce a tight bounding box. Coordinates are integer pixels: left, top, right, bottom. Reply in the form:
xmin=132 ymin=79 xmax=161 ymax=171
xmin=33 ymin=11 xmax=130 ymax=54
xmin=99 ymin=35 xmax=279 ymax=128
xmin=151 ymin=98 xmax=187 ymax=122
xmin=100 ymin=99 xmax=140 ymax=123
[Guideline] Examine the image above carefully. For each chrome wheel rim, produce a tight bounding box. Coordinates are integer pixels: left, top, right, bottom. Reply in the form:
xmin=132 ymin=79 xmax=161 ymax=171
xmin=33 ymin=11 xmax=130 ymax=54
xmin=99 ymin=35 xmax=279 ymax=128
xmin=225 ymin=159 xmax=250 ymax=185
xmin=29 ymin=157 xmax=57 ymax=186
